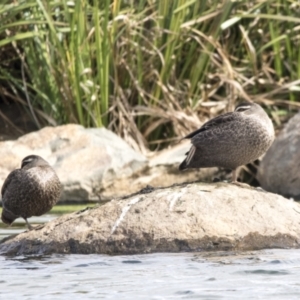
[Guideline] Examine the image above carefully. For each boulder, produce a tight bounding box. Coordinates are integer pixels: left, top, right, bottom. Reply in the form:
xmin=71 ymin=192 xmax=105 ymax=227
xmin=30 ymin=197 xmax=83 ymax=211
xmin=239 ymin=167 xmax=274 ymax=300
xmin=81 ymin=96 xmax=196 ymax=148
xmin=258 ymin=111 xmax=300 ymax=199
xmin=1 ymin=182 xmax=300 ymax=256
xmin=0 ymin=124 xmax=147 ymax=202
xmin=0 ymin=125 xmax=217 ymax=202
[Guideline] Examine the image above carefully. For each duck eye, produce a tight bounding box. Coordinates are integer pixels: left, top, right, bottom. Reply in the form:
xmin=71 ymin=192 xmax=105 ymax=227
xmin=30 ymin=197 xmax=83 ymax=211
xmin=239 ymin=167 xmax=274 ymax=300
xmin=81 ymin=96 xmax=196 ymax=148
xmin=235 ymin=105 xmax=251 ymax=112
xmin=21 ymin=157 xmax=33 ymax=168
xmin=23 ymin=158 xmax=33 ymax=164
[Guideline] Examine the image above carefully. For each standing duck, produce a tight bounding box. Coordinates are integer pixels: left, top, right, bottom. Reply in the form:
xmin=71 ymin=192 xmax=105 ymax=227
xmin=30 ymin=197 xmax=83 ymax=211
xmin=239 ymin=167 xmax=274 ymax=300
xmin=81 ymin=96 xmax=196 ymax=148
xmin=179 ymin=102 xmax=275 ymax=182
xmin=1 ymin=155 xmax=62 ymax=229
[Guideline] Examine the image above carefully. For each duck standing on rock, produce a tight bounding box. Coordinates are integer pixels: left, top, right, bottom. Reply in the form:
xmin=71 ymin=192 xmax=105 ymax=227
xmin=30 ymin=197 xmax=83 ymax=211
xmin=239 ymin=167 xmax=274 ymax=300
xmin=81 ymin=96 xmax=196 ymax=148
xmin=179 ymin=102 xmax=275 ymax=182
xmin=1 ymin=155 xmax=62 ymax=229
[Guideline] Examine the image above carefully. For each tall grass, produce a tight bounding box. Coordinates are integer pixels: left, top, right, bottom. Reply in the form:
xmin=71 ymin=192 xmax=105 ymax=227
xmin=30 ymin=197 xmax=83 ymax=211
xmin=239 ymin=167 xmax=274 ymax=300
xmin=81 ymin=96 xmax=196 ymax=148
xmin=0 ymin=0 xmax=300 ymax=151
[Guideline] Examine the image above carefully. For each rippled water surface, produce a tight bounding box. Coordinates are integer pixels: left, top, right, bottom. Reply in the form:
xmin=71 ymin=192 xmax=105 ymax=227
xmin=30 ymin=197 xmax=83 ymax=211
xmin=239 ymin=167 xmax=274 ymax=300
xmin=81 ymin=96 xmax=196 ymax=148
xmin=1 ymin=206 xmax=300 ymax=299
xmin=1 ymin=249 xmax=300 ymax=299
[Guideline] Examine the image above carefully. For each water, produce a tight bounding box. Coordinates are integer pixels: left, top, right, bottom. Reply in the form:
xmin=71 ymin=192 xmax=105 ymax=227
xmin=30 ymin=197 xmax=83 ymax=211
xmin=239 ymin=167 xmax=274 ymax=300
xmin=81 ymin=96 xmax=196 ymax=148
xmin=1 ymin=250 xmax=300 ymax=299
xmin=0 ymin=204 xmax=94 ymax=240
xmin=0 ymin=214 xmax=57 ymax=240
xmin=1 ymin=208 xmax=300 ymax=299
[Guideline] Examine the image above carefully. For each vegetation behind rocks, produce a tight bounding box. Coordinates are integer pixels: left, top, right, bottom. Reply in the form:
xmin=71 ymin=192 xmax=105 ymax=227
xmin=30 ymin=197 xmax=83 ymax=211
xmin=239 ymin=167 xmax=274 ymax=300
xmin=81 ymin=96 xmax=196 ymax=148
xmin=0 ymin=0 xmax=300 ymax=152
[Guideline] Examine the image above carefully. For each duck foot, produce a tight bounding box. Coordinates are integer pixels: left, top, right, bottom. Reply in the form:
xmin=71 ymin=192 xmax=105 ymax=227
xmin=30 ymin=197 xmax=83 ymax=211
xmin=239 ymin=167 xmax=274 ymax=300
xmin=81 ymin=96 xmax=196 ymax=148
xmin=230 ymin=169 xmax=251 ymax=188
xmin=231 ymin=181 xmax=251 ymax=188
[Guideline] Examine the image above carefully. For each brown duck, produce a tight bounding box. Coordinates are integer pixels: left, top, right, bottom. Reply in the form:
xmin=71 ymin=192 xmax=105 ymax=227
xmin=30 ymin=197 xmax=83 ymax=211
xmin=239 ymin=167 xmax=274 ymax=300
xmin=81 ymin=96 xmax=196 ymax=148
xmin=179 ymin=102 xmax=275 ymax=182
xmin=1 ymin=155 xmax=62 ymax=229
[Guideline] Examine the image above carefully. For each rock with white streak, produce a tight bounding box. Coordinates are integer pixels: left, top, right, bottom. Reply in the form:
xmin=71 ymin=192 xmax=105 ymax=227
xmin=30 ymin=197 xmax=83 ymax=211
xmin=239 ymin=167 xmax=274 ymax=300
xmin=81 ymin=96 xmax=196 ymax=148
xmin=1 ymin=182 xmax=300 ymax=256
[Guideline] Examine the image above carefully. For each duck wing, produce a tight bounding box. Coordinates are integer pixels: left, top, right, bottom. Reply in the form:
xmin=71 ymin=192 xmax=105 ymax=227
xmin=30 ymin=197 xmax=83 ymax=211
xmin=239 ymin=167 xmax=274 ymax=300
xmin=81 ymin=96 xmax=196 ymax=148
xmin=183 ymin=112 xmax=236 ymax=140
xmin=180 ymin=112 xmax=239 ymax=169
xmin=1 ymin=170 xmax=20 ymax=199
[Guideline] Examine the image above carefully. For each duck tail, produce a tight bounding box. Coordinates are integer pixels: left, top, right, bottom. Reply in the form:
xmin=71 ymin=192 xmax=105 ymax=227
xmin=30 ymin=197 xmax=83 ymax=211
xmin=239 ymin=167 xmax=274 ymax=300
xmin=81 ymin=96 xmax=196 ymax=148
xmin=1 ymin=208 xmax=18 ymax=225
xmin=179 ymin=145 xmax=196 ymax=171
xmin=179 ymin=159 xmax=188 ymax=170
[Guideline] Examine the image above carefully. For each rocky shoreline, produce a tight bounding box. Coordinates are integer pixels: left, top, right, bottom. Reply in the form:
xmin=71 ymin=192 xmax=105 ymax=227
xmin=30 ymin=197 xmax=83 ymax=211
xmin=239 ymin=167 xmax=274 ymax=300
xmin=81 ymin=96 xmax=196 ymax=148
xmin=1 ymin=110 xmax=300 ymax=256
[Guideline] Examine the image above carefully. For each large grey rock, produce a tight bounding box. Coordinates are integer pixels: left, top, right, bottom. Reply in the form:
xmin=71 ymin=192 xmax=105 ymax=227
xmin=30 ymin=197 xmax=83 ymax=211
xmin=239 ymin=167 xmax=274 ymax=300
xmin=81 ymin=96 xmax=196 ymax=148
xmin=0 ymin=124 xmax=147 ymax=202
xmin=258 ymin=111 xmax=300 ymax=199
xmin=0 ymin=125 xmax=218 ymax=202
xmin=1 ymin=182 xmax=300 ymax=256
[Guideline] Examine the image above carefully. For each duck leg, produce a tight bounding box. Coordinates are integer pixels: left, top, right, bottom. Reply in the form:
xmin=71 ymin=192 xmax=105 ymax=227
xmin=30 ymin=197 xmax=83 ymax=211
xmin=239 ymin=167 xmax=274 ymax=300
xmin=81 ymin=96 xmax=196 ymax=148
xmin=231 ymin=169 xmax=238 ymax=183
xmin=24 ymin=218 xmax=33 ymax=230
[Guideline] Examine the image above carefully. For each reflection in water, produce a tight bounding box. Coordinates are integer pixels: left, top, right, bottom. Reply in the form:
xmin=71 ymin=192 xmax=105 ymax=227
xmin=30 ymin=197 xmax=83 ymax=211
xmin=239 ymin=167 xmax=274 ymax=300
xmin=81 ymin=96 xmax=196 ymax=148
xmin=1 ymin=250 xmax=300 ymax=299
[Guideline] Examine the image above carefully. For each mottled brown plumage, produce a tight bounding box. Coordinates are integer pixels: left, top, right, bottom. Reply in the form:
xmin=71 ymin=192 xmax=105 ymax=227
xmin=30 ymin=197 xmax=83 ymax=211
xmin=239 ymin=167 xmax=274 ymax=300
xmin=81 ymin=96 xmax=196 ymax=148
xmin=179 ymin=102 xmax=275 ymax=182
xmin=1 ymin=155 xmax=62 ymax=229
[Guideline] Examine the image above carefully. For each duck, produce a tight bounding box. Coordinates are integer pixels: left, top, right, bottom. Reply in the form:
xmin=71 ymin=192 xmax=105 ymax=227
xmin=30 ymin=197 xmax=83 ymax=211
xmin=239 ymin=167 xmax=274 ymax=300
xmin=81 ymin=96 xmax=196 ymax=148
xmin=179 ymin=102 xmax=275 ymax=182
xmin=1 ymin=155 xmax=62 ymax=229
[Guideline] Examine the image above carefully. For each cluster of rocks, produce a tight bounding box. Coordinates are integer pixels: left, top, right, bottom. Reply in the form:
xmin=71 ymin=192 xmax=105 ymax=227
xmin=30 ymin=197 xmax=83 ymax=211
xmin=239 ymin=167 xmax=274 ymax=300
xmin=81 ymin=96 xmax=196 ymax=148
xmin=0 ymin=124 xmax=217 ymax=202
xmin=0 ymin=109 xmax=300 ymax=256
